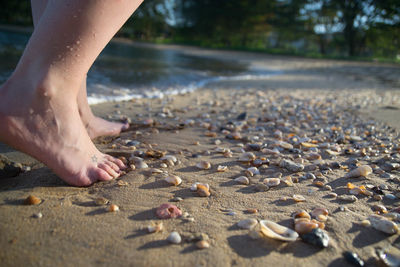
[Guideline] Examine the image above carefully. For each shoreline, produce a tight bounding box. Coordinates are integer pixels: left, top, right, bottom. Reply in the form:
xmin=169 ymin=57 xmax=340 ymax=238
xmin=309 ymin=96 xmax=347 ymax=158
xmin=1 ymin=51 xmax=400 ymax=266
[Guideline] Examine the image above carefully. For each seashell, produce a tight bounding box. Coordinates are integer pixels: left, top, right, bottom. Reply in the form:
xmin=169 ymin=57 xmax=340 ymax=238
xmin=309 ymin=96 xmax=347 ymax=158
xmin=345 ymin=165 xmax=372 ymax=178
xmin=196 ymin=161 xmax=211 ymax=170
xmin=376 ymin=248 xmax=400 ymax=267
xmin=263 ymin=178 xmax=280 ymax=187
xmin=337 ymin=195 xmax=357 ymax=202
xmin=245 ymin=167 xmax=260 ymax=177
xmin=156 ymin=203 xmax=182 ymax=219
xmin=205 ymin=131 xmax=217 ymax=137
xmin=164 ymin=175 xmax=182 ymax=186
xmin=197 ymin=184 xmax=211 ymax=197
xmin=279 ymin=141 xmax=293 ymax=150
xmin=190 ymin=182 xmax=209 ymax=191
xmin=108 ymin=204 xmax=119 ymax=212
xmin=292 ymin=210 xmax=311 ymax=220
xmin=293 ymin=194 xmax=306 ymax=202
xmin=148 ymin=168 xmax=163 ymax=174
xmin=301 ymin=228 xmax=329 ymax=248
xmin=167 ymin=231 xmax=181 ymax=244
xmin=301 ymin=142 xmax=318 ymax=148
xmin=24 ymin=195 xmax=41 ymax=205
xmin=237 ymin=218 xmax=258 ymax=229
xmin=217 ymin=165 xmax=228 ymax=172
xmin=196 ymin=240 xmax=210 ymax=249
xmin=160 ymin=155 xmax=177 ymax=166
xmin=94 ymin=197 xmax=109 ymax=206
xmin=259 ymin=220 xmax=299 ymax=242
xmin=313 ymin=180 xmax=324 ymax=187
xmin=372 ymin=204 xmax=387 ymax=214
xmin=136 ymin=161 xmax=148 ymax=169
xmin=246 ymin=208 xmax=258 ymax=214
xmin=368 ymin=215 xmax=398 ymax=234
xmin=224 ymin=151 xmax=233 ymax=158
xmin=282 ymin=176 xmax=294 ymax=187
xmin=147 ymin=222 xmax=163 ymax=233
xmin=33 ymin=212 xmax=42 ymax=219
xmin=160 ymin=163 xmax=168 ymax=168
xmin=239 ymin=152 xmax=256 ymax=162
xmin=360 ymin=220 xmax=371 ymax=227
xmin=311 ymin=207 xmax=329 ymax=218
xmin=295 ymin=220 xmax=319 ymax=234
xmin=235 ymin=176 xmax=250 ymax=185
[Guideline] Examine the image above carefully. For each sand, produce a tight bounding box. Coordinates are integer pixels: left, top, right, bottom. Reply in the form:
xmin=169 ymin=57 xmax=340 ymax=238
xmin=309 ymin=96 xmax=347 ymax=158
xmin=1 ymin=44 xmax=400 ymax=267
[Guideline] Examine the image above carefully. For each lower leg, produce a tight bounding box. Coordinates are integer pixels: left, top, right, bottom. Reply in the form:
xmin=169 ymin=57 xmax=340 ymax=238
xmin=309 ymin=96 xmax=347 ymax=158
xmin=0 ymin=0 xmax=142 ymax=186
xmin=31 ymin=0 xmax=129 ymax=139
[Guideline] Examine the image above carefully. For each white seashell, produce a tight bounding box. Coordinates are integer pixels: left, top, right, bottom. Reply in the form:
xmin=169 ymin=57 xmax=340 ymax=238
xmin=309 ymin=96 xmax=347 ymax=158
xmin=238 ymin=152 xmax=256 ymax=162
xmin=345 ymin=165 xmax=372 ymax=178
xmin=293 ymin=194 xmax=306 ymax=202
xmin=368 ymin=215 xmax=398 ymax=235
xmin=149 ymin=168 xmax=163 ymax=175
xmin=259 ymin=220 xmax=299 ymax=242
xmin=263 ymin=178 xmax=280 ymax=187
xmin=237 ymin=218 xmax=258 ymax=229
xmin=167 ymin=231 xmax=182 ymax=244
xmin=245 ymin=167 xmax=260 ymax=176
xmin=235 ymin=176 xmax=250 ymax=185
xmin=217 ymin=165 xmax=228 ymax=172
xmin=160 ymin=155 xmax=177 ymax=163
xmin=136 ymin=161 xmax=148 ymax=169
xmin=279 ymin=141 xmax=293 ymax=150
xmin=147 ymin=222 xmax=163 ymax=233
xmin=196 ymin=161 xmax=211 ymax=170
xmin=190 ymin=182 xmax=209 ymax=191
xmin=160 ymin=163 xmax=168 ymax=168
xmin=164 ymin=175 xmax=182 ymax=186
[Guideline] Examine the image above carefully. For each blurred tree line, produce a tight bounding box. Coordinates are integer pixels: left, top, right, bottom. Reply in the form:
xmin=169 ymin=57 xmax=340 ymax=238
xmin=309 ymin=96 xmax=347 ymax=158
xmin=1 ymin=0 xmax=399 ymax=59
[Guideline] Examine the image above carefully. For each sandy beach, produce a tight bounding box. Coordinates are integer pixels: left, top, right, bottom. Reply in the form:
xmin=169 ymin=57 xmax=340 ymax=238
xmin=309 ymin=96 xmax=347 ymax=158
xmin=1 ymin=44 xmax=400 ymax=267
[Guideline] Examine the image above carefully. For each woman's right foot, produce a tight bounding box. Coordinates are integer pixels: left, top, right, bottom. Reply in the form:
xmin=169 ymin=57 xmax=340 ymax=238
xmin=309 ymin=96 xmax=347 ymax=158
xmin=0 ymin=75 xmax=125 ymax=186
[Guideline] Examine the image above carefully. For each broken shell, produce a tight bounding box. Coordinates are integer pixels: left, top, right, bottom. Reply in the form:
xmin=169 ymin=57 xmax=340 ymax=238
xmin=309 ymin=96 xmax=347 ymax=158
xmin=263 ymin=178 xmax=280 ymax=187
xmin=259 ymin=220 xmax=299 ymax=242
xmin=108 ymin=204 xmax=119 ymax=212
xmin=217 ymin=165 xmax=228 ymax=172
xmin=197 ymin=184 xmax=211 ymax=197
xmin=95 ymin=197 xmax=109 ymax=206
xmin=237 ymin=218 xmax=258 ymax=229
xmin=167 ymin=231 xmax=181 ymax=244
xmin=295 ymin=220 xmax=319 ymax=234
xmin=235 ymin=176 xmax=250 ymax=185
xmin=245 ymin=167 xmax=259 ymax=176
xmin=368 ymin=215 xmax=398 ymax=234
xmin=293 ymin=194 xmax=306 ymax=202
xmin=190 ymin=182 xmax=209 ymax=191
xmin=147 ymin=222 xmax=163 ymax=233
xmin=24 ymin=195 xmax=41 ymax=205
xmin=345 ymin=165 xmax=372 ymax=178
xmin=164 ymin=175 xmax=182 ymax=186
xmin=292 ymin=210 xmax=311 ymax=220
xmin=196 ymin=240 xmax=210 ymax=249
xmin=196 ymin=161 xmax=211 ymax=170
xmin=311 ymin=207 xmax=329 ymax=218
xmin=239 ymin=152 xmax=256 ymax=162
xmin=156 ymin=203 xmax=182 ymax=219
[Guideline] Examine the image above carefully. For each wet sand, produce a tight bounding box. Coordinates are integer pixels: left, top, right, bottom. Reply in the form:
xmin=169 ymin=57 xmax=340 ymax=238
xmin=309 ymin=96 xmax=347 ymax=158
xmin=1 ymin=46 xmax=400 ymax=267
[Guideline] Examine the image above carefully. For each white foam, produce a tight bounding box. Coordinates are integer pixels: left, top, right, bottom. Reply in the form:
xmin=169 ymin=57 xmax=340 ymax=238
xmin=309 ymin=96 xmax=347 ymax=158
xmin=87 ymin=70 xmax=283 ymax=105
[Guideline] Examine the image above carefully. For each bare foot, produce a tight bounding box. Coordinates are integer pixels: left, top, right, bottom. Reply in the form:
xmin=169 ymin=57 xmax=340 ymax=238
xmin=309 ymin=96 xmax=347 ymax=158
xmin=0 ymin=77 xmax=125 ymax=186
xmin=77 ymin=81 xmax=129 ymax=139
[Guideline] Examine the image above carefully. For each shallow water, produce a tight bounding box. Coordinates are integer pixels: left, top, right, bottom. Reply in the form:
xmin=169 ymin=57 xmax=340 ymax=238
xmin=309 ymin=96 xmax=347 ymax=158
xmin=0 ymin=29 xmax=278 ymax=104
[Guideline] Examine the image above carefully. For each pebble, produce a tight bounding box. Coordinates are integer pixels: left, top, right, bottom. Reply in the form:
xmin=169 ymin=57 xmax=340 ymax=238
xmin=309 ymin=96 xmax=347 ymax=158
xmin=95 ymin=197 xmax=109 ymax=206
xmin=301 ymin=228 xmax=329 ymax=248
xmin=280 ymin=159 xmax=304 ymax=172
xmin=24 ymin=195 xmax=41 ymax=205
xmin=337 ymin=195 xmax=357 ymax=203
xmin=384 ymin=193 xmax=397 ymax=200
xmin=108 ymin=204 xmax=119 ymax=212
xmin=237 ymin=218 xmax=258 ymax=229
xmin=167 ymin=231 xmax=181 ymax=244
xmin=32 ymin=212 xmax=43 ymax=219
xmin=196 ymin=240 xmax=210 ymax=249
xmin=343 ymin=251 xmax=364 ymax=267
xmin=235 ymin=176 xmax=250 ymax=185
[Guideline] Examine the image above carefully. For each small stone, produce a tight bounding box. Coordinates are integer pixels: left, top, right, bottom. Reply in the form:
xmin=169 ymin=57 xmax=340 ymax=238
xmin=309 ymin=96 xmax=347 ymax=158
xmin=167 ymin=231 xmax=181 ymax=244
xmin=95 ymin=197 xmax=109 ymax=206
xmin=32 ymin=212 xmax=43 ymax=219
xmin=323 ymin=185 xmax=332 ymax=191
xmin=301 ymin=228 xmax=329 ymax=248
xmin=337 ymin=195 xmax=357 ymax=203
xmin=237 ymin=218 xmax=258 ymax=229
xmin=327 ymin=192 xmax=338 ymax=198
xmin=171 ymin=197 xmax=183 ymax=202
xmin=385 ymin=193 xmax=397 ymax=200
xmin=254 ymin=183 xmax=269 ymax=192
xmin=343 ymin=251 xmax=364 ymax=267
xmin=24 ymin=195 xmax=41 ymax=205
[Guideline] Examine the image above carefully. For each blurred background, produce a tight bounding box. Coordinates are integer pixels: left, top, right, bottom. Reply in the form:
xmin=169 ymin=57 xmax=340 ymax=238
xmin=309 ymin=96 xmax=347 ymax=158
xmin=1 ymin=0 xmax=399 ymax=61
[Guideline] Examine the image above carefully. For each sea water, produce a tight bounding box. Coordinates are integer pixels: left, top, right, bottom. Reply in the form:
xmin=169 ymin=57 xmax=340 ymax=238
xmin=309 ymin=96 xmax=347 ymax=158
xmin=0 ymin=29 xmax=280 ymax=104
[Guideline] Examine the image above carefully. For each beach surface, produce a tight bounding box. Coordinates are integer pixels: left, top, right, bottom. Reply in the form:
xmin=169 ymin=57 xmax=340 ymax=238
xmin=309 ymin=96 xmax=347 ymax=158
xmin=1 ymin=44 xmax=400 ymax=267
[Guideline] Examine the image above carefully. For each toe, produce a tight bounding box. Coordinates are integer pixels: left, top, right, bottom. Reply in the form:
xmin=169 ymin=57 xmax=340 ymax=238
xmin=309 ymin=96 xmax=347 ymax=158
xmin=121 ymin=122 xmax=129 ymax=131
xmin=105 ymin=155 xmax=126 ymax=169
xmin=95 ymin=168 xmax=114 ymax=181
xmin=98 ymin=162 xmax=120 ymax=179
xmin=104 ymin=160 xmax=120 ymax=172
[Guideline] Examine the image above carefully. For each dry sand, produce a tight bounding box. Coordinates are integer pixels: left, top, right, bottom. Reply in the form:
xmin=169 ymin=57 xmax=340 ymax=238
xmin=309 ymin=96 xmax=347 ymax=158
xmin=1 ymin=45 xmax=400 ymax=267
